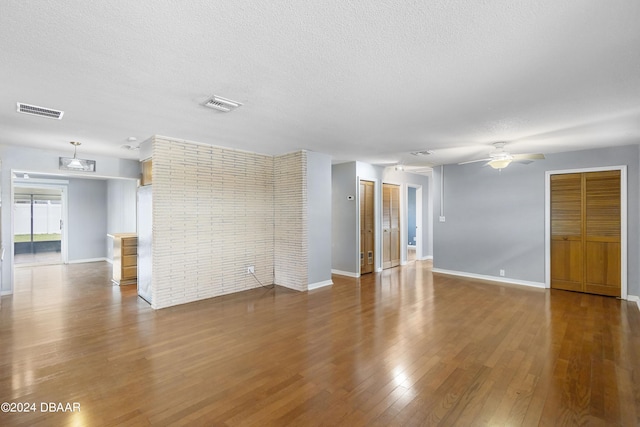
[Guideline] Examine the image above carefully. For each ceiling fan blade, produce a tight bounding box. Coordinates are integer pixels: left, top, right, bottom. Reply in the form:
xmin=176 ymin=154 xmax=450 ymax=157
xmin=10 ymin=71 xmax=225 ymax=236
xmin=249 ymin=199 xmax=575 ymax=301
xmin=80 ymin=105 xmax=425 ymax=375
xmin=458 ymin=158 xmax=491 ymax=165
xmin=512 ymin=153 xmax=545 ymax=160
xmin=512 ymin=159 xmax=534 ymax=165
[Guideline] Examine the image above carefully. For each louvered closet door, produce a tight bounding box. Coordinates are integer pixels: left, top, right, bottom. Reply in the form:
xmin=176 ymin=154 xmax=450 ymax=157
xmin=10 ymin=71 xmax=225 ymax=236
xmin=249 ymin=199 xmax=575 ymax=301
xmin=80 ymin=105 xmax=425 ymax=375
xmin=550 ymin=171 xmax=621 ymax=297
xmin=360 ymin=180 xmax=375 ymax=274
xmin=383 ymin=184 xmax=400 ymax=269
xmin=584 ymin=171 xmax=621 ymax=296
xmin=551 ymin=174 xmax=584 ymax=292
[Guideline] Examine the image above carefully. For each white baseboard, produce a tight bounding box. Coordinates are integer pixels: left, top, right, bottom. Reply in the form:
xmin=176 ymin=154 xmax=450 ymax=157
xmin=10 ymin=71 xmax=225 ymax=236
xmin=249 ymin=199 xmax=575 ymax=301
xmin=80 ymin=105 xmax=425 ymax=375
xmin=376 ymin=267 xmax=382 ymax=272
xmin=308 ymin=280 xmax=333 ymax=290
xmin=1 ymin=290 xmax=11 ymax=296
xmin=627 ymin=295 xmax=640 ymax=311
xmin=67 ymin=257 xmax=109 ymax=264
xmin=419 ymin=255 xmax=434 ymax=261
xmin=331 ymin=269 xmax=360 ymax=278
xmin=105 ymin=258 xmax=114 ymax=264
xmin=431 ymin=268 xmax=546 ymax=289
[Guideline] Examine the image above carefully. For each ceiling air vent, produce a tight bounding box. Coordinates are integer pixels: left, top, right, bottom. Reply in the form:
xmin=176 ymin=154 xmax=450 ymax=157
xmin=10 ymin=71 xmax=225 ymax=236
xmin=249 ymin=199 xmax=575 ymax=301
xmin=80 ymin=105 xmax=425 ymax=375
xmin=203 ymin=95 xmax=242 ymax=113
xmin=17 ymin=102 xmax=64 ymax=120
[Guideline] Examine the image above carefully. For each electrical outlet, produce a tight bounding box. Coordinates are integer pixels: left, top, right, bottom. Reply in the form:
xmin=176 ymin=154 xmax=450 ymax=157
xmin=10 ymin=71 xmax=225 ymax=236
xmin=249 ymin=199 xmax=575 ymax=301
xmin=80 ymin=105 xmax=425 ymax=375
xmin=247 ymin=266 xmax=255 ymax=274
xmin=499 ymin=269 xmax=505 ymax=277
xmin=439 ymin=216 xmax=446 ymax=222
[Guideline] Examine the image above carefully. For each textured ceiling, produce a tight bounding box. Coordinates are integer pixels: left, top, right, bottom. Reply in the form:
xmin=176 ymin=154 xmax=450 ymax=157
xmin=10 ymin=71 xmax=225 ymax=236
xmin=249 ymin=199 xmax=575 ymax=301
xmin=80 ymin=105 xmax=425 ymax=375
xmin=1 ymin=0 xmax=639 ymax=169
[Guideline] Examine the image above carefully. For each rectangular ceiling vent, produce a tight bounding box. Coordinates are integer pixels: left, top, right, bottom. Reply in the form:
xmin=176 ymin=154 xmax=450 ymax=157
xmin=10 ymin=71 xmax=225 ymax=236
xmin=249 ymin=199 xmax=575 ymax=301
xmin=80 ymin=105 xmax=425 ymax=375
xmin=203 ymin=95 xmax=242 ymax=113
xmin=17 ymin=102 xmax=64 ymax=120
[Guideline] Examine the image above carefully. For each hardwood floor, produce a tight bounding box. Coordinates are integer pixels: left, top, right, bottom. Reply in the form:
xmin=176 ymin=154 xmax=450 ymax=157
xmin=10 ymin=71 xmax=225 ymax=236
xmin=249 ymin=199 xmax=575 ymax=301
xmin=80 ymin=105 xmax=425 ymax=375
xmin=1 ymin=261 xmax=639 ymax=426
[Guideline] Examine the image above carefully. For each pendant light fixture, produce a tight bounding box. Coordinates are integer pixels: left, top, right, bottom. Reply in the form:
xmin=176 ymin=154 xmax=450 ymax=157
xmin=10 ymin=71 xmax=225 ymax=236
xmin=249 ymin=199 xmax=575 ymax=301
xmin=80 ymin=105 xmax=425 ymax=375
xmin=59 ymin=141 xmax=96 ymax=172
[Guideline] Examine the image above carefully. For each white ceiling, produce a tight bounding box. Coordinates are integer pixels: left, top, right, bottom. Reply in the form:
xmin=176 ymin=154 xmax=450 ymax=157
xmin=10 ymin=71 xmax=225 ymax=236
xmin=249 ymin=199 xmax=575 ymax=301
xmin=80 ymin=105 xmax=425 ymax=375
xmin=1 ymin=1 xmax=639 ymax=169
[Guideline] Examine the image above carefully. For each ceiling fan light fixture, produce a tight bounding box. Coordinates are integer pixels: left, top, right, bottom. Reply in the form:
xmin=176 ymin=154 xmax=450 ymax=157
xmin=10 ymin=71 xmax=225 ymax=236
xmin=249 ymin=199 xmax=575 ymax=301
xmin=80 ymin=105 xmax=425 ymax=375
xmin=488 ymin=159 xmax=512 ymax=169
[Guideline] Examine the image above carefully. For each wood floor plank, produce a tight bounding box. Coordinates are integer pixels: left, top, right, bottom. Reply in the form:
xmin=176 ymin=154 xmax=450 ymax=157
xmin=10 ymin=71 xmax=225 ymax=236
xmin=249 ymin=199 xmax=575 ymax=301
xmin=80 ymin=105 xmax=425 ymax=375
xmin=1 ymin=261 xmax=639 ymax=426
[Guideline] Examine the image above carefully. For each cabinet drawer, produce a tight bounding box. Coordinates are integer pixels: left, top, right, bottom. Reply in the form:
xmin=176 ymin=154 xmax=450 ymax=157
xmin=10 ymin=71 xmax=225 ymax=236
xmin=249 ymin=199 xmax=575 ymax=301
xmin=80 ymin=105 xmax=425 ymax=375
xmin=123 ymin=246 xmax=137 ymax=256
xmin=122 ymin=237 xmax=138 ymax=247
xmin=123 ymin=255 xmax=137 ymax=267
xmin=122 ymin=266 xmax=137 ymax=279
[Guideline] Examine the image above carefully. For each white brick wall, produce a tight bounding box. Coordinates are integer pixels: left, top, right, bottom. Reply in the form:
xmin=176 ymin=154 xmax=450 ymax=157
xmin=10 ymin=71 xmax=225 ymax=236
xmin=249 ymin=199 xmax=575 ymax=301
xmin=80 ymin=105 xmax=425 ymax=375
xmin=149 ymin=136 xmax=309 ymax=309
xmin=274 ymin=151 xmax=308 ymax=291
xmin=151 ymin=137 xmax=275 ymax=309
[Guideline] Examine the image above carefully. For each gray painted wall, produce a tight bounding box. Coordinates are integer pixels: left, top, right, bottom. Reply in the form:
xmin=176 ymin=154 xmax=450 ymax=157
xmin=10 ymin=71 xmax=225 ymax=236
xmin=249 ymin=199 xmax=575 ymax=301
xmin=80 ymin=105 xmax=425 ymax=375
xmin=306 ymin=151 xmax=332 ymax=285
xmin=331 ymin=162 xmax=358 ymax=273
xmin=68 ymin=178 xmax=108 ymax=261
xmin=432 ymin=144 xmax=639 ymax=296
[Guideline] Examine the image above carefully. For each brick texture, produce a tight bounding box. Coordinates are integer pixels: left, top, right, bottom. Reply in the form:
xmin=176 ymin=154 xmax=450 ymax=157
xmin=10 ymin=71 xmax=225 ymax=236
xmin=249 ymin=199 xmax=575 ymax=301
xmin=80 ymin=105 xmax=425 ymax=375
xmin=149 ymin=136 xmax=308 ymax=308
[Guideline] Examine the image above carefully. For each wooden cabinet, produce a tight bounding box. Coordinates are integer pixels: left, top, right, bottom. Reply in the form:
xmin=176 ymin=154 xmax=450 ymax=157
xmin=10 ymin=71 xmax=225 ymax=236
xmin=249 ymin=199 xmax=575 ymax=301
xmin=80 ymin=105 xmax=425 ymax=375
xmin=141 ymin=159 xmax=152 ymax=186
xmin=110 ymin=233 xmax=138 ymax=285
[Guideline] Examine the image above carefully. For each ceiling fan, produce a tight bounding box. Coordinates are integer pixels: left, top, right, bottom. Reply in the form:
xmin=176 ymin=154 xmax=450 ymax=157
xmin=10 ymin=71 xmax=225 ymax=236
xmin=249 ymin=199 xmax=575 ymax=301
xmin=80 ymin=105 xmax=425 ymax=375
xmin=458 ymin=142 xmax=545 ymax=170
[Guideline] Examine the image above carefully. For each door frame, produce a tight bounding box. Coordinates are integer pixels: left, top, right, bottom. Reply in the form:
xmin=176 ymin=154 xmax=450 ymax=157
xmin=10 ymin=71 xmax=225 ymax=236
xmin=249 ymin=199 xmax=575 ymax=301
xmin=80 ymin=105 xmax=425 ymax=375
xmin=382 ymin=181 xmax=403 ymax=267
xmin=405 ymin=184 xmax=423 ymax=263
xmin=10 ymin=176 xmax=69 ymax=291
xmin=356 ymin=177 xmax=380 ymax=275
xmin=358 ymin=179 xmax=376 ymax=275
xmin=544 ymin=165 xmax=627 ymax=299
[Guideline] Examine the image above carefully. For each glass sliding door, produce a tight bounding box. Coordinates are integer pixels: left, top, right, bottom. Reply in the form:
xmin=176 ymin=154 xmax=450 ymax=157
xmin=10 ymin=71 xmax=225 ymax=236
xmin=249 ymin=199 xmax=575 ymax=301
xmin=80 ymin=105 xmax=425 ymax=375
xmin=14 ymin=188 xmax=63 ymax=265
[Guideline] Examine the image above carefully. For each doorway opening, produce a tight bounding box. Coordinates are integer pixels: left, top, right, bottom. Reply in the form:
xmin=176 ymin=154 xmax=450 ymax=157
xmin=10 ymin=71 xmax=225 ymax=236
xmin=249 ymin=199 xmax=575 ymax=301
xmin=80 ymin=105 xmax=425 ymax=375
xmin=13 ymin=179 xmax=68 ymax=267
xmin=14 ymin=188 xmax=62 ymax=265
xmin=407 ymin=186 xmax=417 ymax=262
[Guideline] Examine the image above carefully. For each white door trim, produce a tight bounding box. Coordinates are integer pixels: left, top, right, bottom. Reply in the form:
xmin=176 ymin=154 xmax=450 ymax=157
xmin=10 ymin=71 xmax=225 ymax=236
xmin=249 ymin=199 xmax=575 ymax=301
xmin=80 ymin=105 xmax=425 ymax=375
xmin=10 ymin=177 xmax=70 ymax=294
xmin=406 ymin=184 xmax=422 ymax=262
xmin=356 ymin=177 xmax=379 ymax=276
xmin=544 ymin=165 xmax=628 ymax=299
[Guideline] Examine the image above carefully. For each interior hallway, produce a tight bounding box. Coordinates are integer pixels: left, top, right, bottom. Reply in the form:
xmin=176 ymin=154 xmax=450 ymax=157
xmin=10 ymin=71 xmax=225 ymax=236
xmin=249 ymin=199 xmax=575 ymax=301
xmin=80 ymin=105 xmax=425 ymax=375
xmin=1 ymin=261 xmax=639 ymax=425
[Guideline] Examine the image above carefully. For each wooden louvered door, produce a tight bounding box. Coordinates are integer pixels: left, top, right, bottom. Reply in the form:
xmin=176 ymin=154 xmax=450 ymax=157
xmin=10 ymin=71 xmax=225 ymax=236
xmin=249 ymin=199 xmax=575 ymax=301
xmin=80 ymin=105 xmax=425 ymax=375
xmin=382 ymin=184 xmax=400 ymax=269
xmin=550 ymin=170 xmax=621 ymax=297
xmin=360 ymin=180 xmax=375 ymax=274
xmin=584 ymin=171 xmax=621 ymax=296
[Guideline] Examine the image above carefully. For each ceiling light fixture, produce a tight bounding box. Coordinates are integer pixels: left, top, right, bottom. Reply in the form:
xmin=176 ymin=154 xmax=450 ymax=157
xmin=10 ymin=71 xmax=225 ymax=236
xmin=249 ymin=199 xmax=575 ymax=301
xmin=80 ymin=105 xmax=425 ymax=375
xmin=59 ymin=141 xmax=96 ymax=172
xmin=488 ymin=156 xmax=513 ymax=170
xmin=395 ymin=165 xmax=405 ymax=171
